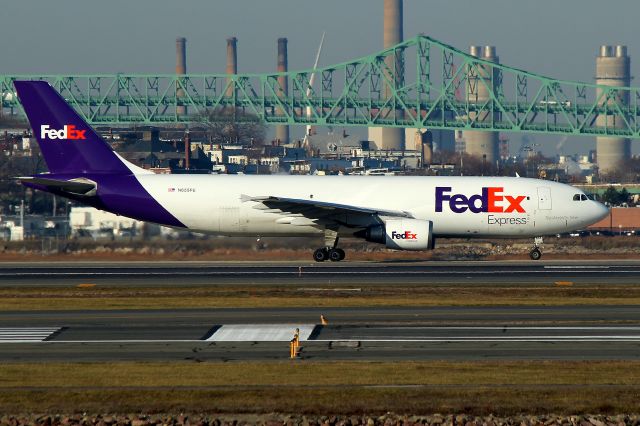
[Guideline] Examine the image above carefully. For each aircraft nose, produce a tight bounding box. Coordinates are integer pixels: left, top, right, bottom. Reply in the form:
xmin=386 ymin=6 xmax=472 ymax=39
xmin=592 ymin=201 xmax=610 ymax=222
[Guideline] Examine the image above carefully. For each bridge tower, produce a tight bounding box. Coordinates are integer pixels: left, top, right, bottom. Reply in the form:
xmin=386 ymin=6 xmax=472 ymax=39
xmin=463 ymin=45 xmax=500 ymax=168
xmin=596 ymin=45 xmax=631 ymax=174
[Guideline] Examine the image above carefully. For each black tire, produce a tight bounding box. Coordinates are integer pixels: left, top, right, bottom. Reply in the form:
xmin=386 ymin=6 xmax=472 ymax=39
xmin=529 ymin=248 xmax=542 ymax=261
xmin=313 ymin=248 xmax=327 ymax=262
xmin=329 ymin=249 xmax=342 ymax=262
xmin=336 ymin=248 xmax=346 ymax=261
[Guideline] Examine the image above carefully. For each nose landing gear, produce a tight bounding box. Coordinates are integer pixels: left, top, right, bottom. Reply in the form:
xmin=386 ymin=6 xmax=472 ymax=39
xmin=313 ymin=229 xmax=346 ymax=262
xmin=529 ymin=237 xmax=543 ymax=260
xmin=529 ymin=247 xmax=542 ymax=260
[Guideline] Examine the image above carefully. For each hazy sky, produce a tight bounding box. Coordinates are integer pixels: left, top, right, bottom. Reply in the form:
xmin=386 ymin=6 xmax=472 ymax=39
xmin=2 ymin=0 xmax=638 ymax=155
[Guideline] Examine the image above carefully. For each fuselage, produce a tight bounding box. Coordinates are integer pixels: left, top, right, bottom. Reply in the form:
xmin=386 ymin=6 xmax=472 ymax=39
xmin=13 ymin=80 xmax=612 ymax=261
xmin=124 ymin=174 xmax=609 ymax=238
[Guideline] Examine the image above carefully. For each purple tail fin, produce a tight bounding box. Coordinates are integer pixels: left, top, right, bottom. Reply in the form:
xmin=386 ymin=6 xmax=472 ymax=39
xmin=14 ymin=81 xmax=131 ymax=175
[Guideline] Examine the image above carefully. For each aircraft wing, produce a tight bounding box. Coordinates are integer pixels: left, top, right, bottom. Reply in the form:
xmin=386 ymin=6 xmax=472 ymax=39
xmin=244 ymin=195 xmax=413 ymax=221
xmin=17 ymin=177 xmax=97 ymax=196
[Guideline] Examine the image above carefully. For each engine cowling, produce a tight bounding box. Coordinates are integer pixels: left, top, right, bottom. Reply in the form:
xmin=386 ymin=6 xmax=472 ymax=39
xmin=356 ymin=219 xmax=435 ymax=251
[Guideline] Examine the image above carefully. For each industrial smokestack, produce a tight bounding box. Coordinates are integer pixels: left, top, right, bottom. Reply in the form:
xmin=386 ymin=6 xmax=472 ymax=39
xmin=596 ymin=44 xmax=631 ymax=173
xmin=421 ymin=130 xmax=433 ymax=167
xmin=226 ymin=37 xmax=238 ymax=99
xmin=462 ymin=45 xmax=500 ymax=165
xmin=275 ymin=37 xmax=290 ymax=145
xmin=176 ymin=37 xmax=187 ymax=74
xmin=375 ymin=0 xmax=405 ymax=150
xmin=226 ymin=37 xmax=238 ymax=74
xmin=383 ymin=0 xmax=403 ymax=49
xmin=184 ymin=131 xmax=191 ymax=170
xmin=176 ymin=37 xmax=187 ymax=116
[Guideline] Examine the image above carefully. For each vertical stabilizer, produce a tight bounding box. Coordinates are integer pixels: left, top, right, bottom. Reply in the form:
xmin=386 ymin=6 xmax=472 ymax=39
xmin=14 ymin=81 xmax=148 ymax=175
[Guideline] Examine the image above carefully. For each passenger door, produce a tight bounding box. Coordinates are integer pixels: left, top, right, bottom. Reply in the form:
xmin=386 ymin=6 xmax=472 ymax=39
xmin=537 ymin=187 xmax=552 ymax=210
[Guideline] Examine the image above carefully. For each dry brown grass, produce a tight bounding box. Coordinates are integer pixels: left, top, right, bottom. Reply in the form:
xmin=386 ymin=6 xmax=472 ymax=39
xmin=1 ymin=284 xmax=640 ymax=310
xmin=2 ymin=387 xmax=639 ymax=415
xmin=1 ymin=361 xmax=639 ymax=386
xmin=1 ymin=361 xmax=639 ymax=414
xmin=2 ymin=235 xmax=640 ymax=262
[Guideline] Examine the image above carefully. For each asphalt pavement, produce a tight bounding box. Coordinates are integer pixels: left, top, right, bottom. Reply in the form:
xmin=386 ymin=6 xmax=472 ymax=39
xmin=1 ymin=305 xmax=640 ymax=361
xmin=0 ymin=260 xmax=640 ymax=286
xmin=1 ymin=260 xmax=639 ymax=361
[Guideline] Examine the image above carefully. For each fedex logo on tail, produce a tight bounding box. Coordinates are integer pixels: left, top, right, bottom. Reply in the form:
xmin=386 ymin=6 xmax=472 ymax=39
xmin=40 ymin=125 xmax=86 ymax=141
xmin=435 ymin=187 xmax=527 ymax=214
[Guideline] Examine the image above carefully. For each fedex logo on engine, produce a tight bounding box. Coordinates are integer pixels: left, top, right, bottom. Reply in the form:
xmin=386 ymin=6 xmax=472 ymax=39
xmin=391 ymin=230 xmax=417 ymax=240
xmin=40 ymin=125 xmax=86 ymax=141
xmin=435 ymin=187 xmax=526 ymax=214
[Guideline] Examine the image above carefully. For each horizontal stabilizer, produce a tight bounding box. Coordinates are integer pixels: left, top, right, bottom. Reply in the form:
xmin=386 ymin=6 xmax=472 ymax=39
xmin=17 ymin=177 xmax=97 ymax=196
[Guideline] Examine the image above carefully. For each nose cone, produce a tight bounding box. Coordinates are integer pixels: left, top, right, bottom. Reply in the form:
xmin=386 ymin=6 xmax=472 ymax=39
xmin=591 ymin=201 xmax=610 ymax=223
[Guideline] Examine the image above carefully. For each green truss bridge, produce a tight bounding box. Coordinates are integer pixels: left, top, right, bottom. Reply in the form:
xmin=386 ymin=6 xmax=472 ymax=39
xmin=2 ymin=35 xmax=640 ymax=138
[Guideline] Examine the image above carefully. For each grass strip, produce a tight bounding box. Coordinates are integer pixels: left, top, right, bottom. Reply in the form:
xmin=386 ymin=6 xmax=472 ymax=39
xmin=1 ymin=285 xmax=640 ymax=310
xmin=1 ymin=360 xmax=639 ymax=387
xmin=2 ymin=388 xmax=640 ymax=416
xmin=0 ymin=361 xmax=639 ymax=414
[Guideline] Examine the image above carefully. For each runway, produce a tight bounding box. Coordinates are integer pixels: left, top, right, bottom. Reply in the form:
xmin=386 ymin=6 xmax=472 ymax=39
xmin=1 ymin=260 xmax=639 ymax=361
xmin=1 ymin=306 xmax=640 ymax=361
xmin=1 ymin=260 xmax=640 ymax=286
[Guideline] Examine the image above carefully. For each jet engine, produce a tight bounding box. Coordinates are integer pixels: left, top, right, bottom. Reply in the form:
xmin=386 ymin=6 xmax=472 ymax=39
xmin=355 ymin=219 xmax=435 ymax=251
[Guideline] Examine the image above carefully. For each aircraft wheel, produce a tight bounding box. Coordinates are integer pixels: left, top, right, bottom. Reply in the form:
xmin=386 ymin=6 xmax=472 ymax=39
xmin=313 ymin=248 xmax=328 ymax=262
xmin=529 ymin=248 xmax=542 ymax=261
xmin=329 ymin=248 xmax=345 ymax=262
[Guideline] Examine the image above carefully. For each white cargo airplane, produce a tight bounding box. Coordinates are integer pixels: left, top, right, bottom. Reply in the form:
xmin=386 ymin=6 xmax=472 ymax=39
xmin=14 ymin=81 xmax=609 ymax=261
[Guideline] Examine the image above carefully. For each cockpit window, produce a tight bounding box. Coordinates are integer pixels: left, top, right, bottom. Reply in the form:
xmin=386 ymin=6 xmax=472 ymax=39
xmin=573 ymin=194 xmax=581 ymax=201
xmin=581 ymin=194 xmax=588 ymax=201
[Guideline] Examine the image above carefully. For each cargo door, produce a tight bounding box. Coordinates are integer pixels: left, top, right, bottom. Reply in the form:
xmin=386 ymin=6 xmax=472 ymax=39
xmin=219 ymin=207 xmax=240 ymax=233
xmin=537 ymin=187 xmax=552 ymax=210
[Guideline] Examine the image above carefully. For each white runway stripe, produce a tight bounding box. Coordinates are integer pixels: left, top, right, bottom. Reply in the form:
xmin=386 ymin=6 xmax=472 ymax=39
xmin=207 ymin=324 xmax=317 ymax=342
xmin=0 ymin=327 xmax=61 ymax=343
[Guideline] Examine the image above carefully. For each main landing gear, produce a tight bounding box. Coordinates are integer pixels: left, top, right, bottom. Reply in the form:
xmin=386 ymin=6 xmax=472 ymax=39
xmin=313 ymin=247 xmax=345 ymax=262
xmin=529 ymin=237 xmax=543 ymax=260
xmin=313 ymin=229 xmax=346 ymax=262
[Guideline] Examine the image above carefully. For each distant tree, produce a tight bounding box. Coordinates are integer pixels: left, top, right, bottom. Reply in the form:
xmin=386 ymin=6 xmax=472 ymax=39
xmin=0 ymin=146 xmax=55 ymax=215
xmin=600 ymin=186 xmax=629 ymax=205
xmin=619 ymin=187 xmax=630 ymax=205
xmin=194 ymin=108 xmax=266 ymax=145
